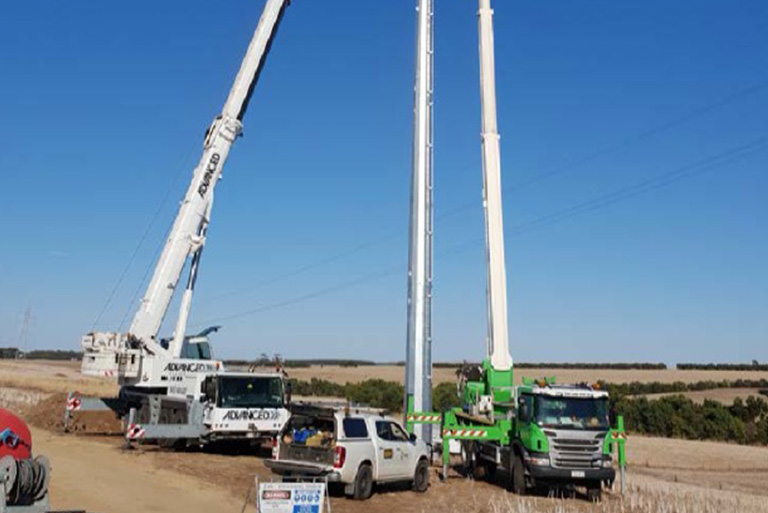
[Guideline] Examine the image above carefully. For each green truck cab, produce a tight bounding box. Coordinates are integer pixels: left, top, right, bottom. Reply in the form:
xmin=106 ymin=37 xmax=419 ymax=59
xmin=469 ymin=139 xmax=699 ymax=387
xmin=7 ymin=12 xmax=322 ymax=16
xmin=510 ymin=379 xmax=615 ymax=499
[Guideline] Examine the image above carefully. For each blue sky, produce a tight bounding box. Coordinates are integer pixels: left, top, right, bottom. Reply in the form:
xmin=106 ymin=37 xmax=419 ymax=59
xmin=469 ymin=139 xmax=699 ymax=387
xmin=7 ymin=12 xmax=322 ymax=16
xmin=1 ymin=1 xmax=766 ymax=364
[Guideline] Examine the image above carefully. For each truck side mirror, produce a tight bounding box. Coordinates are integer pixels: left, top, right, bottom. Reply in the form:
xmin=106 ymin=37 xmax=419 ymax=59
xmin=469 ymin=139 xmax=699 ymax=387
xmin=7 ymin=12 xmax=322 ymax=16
xmin=201 ymin=376 xmax=217 ymax=403
xmin=284 ymin=380 xmax=293 ymax=404
xmin=409 ymin=433 xmax=417 ymax=443
xmin=518 ymin=398 xmax=530 ymax=423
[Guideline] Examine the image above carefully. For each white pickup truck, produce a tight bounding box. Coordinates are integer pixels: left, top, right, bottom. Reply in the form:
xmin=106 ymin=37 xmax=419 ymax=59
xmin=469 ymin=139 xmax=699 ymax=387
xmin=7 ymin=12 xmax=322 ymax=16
xmin=265 ymin=405 xmax=431 ymax=500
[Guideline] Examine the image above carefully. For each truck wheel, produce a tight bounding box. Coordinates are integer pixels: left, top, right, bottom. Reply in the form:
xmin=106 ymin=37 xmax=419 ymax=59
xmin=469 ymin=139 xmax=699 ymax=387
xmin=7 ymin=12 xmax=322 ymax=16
xmin=352 ymin=463 xmax=373 ymax=500
xmin=586 ymin=483 xmax=602 ymax=502
xmin=412 ymin=459 xmax=430 ymax=492
xmin=509 ymin=455 xmax=526 ymax=495
xmin=460 ymin=441 xmax=476 ymax=476
xmin=484 ymin=462 xmax=497 ymax=480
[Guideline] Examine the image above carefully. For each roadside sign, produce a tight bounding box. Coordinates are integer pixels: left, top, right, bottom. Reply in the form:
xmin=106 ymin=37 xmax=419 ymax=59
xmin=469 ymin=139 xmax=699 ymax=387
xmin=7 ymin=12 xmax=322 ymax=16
xmin=257 ymin=482 xmax=327 ymax=513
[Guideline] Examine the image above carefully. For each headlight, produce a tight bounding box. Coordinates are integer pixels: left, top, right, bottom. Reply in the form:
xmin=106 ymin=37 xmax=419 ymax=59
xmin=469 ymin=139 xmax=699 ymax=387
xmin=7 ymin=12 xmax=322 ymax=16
xmin=602 ymin=458 xmax=613 ymax=468
xmin=529 ymin=456 xmax=550 ymax=466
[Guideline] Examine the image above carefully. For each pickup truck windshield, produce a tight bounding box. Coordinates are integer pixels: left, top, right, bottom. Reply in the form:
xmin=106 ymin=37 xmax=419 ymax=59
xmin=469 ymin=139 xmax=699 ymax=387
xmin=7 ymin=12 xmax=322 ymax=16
xmin=219 ymin=376 xmax=283 ymax=409
xmin=534 ymin=396 xmax=609 ymax=430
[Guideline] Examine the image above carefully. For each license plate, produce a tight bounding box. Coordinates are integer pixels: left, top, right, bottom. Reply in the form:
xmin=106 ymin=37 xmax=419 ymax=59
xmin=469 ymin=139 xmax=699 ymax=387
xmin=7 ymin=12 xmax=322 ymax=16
xmin=571 ymin=471 xmax=585 ymax=478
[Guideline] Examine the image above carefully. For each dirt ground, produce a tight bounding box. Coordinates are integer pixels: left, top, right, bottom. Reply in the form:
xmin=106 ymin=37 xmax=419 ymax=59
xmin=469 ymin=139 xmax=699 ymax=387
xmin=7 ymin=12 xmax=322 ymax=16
xmin=26 ymin=427 xmax=768 ymax=513
xmin=33 ymin=428 xmax=242 ymax=513
xmin=2 ymin=360 xmax=768 ymax=513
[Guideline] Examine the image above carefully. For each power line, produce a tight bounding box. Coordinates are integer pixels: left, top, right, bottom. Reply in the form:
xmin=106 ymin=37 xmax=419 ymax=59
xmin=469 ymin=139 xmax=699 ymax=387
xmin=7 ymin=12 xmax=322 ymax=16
xmin=207 ymin=237 xmax=400 ymax=301
xmin=503 ymin=78 xmax=768 ymax=194
xmin=507 ymin=135 xmax=768 ymax=236
xmin=117 ymin=221 xmax=176 ymax=332
xmin=203 ymin=77 xmax=768 ymax=301
xmin=194 ymin=265 xmax=403 ymax=326
xmin=90 ymin=142 xmax=198 ymax=331
xmin=195 ymin=135 xmax=767 ymax=326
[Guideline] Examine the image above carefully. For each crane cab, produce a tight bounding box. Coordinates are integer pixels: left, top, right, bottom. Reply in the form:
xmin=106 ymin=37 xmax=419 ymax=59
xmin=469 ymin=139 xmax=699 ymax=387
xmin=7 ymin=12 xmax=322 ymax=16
xmin=201 ymin=372 xmax=290 ymax=441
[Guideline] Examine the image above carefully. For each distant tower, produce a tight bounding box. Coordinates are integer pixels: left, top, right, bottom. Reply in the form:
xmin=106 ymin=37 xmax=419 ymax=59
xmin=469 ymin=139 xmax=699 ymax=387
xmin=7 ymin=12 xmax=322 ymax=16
xmin=405 ymin=0 xmax=435 ymax=443
xmin=18 ymin=304 xmax=32 ymax=355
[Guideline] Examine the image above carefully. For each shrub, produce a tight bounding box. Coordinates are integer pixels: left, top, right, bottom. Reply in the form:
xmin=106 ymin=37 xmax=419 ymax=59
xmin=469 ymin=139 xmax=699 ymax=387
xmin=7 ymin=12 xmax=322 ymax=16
xmin=433 ymin=382 xmax=460 ymax=412
xmin=345 ymin=379 xmax=403 ymax=412
xmin=616 ymin=394 xmax=767 ymax=445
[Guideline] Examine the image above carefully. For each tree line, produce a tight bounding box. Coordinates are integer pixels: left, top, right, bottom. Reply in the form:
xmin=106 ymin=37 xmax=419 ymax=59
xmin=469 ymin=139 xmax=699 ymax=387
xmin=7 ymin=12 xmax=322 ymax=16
xmin=0 ymin=348 xmax=82 ymax=360
xmin=599 ymin=378 xmax=768 ymax=398
xmin=291 ymin=378 xmax=404 ymax=412
xmin=290 ymin=377 xmax=768 ymax=445
xmin=225 ymin=357 xmax=378 ymax=368
xmin=616 ymin=395 xmax=768 ymax=445
xmin=0 ymin=347 xmax=22 ymax=359
xmin=676 ymin=362 xmax=768 ymax=371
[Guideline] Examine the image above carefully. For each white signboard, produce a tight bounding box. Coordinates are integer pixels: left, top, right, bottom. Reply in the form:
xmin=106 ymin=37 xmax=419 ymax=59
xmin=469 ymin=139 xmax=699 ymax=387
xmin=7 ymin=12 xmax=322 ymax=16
xmin=258 ymin=482 xmax=327 ymax=513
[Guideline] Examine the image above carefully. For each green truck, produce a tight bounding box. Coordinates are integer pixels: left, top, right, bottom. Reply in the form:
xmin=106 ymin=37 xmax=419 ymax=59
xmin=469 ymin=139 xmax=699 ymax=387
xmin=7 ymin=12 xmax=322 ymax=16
xmin=448 ymin=366 xmax=623 ymax=500
xmin=408 ymin=365 xmax=626 ymax=501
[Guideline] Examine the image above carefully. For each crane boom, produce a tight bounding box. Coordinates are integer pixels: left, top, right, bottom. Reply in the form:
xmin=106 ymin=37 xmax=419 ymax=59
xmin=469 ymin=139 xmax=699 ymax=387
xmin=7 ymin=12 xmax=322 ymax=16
xmin=128 ymin=0 xmax=289 ymax=357
xmin=81 ymin=0 xmax=290 ymax=377
xmin=74 ymin=1 xmax=294 ymax=449
xmin=478 ymin=0 xmax=512 ymax=371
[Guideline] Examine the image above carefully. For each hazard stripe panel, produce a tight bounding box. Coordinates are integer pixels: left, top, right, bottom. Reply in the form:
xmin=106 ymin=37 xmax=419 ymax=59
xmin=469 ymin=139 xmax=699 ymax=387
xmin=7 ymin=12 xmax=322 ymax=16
xmin=442 ymin=429 xmax=488 ymax=438
xmin=406 ymin=415 xmax=442 ymax=422
xmin=66 ymin=393 xmax=82 ymax=411
xmin=126 ymin=424 xmax=146 ymax=440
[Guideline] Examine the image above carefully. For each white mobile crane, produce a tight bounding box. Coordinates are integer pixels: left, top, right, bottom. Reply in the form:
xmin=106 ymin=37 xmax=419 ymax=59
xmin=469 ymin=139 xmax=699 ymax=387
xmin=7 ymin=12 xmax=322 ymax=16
xmin=72 ymin=0 xmax=293 ymax=446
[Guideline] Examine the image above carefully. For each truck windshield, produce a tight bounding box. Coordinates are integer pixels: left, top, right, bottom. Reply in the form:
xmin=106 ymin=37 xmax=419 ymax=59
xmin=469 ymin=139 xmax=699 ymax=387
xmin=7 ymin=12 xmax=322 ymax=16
xmin=218 ymin=377 xmax=283 ymax=409
xmin=534 ymin=396 xmax=609 ymax=430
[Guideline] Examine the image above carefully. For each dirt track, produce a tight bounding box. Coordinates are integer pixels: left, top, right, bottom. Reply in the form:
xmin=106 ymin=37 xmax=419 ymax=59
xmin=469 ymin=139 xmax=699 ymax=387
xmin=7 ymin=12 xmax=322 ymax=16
xmin=33 ymin=428 xmax=242 ymax=513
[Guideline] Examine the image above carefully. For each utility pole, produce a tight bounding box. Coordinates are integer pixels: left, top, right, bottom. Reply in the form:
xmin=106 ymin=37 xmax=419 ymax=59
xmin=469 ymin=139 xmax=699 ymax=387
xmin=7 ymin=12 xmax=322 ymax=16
xmin=405 ymin=0 xmax=435 ymax=443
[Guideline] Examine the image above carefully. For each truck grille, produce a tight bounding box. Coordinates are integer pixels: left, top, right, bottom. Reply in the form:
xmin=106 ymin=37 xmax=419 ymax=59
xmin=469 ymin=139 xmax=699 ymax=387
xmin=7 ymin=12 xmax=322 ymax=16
xmin=545 ymin=431 xmax=602 ymax=469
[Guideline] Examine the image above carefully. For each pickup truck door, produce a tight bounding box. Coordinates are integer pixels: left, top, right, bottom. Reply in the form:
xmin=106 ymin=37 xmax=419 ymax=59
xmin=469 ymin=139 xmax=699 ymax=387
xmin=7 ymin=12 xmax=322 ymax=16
xmin=374 ymin=420 xmax=413 ymax=480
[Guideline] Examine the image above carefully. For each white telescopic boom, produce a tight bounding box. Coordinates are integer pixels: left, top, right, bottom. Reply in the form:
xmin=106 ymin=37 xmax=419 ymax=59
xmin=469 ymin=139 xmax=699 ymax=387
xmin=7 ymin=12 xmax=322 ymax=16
xmin=129 ymin=0 xmax=289 ymax=356
xmin=478 ymin=0 xmax=512 ymax=371
xmin=405 ymin=0 xmax=435 ymax=440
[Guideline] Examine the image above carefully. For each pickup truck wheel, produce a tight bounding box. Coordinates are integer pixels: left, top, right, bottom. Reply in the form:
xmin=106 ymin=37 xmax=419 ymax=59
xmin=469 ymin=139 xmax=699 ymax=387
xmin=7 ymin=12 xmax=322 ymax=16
xmin=352 ymin=463 xmax=373 ymax=500
xmin=412 ymin=459 xmax=430 ymax=492
xmin=509 ymin=455 xmax=526 ymax=495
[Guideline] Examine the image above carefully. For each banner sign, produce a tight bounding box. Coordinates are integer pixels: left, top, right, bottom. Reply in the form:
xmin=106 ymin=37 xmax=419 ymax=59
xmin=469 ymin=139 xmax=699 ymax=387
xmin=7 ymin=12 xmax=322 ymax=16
xmin=258 ymin=482 xmax=326 ymax=513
